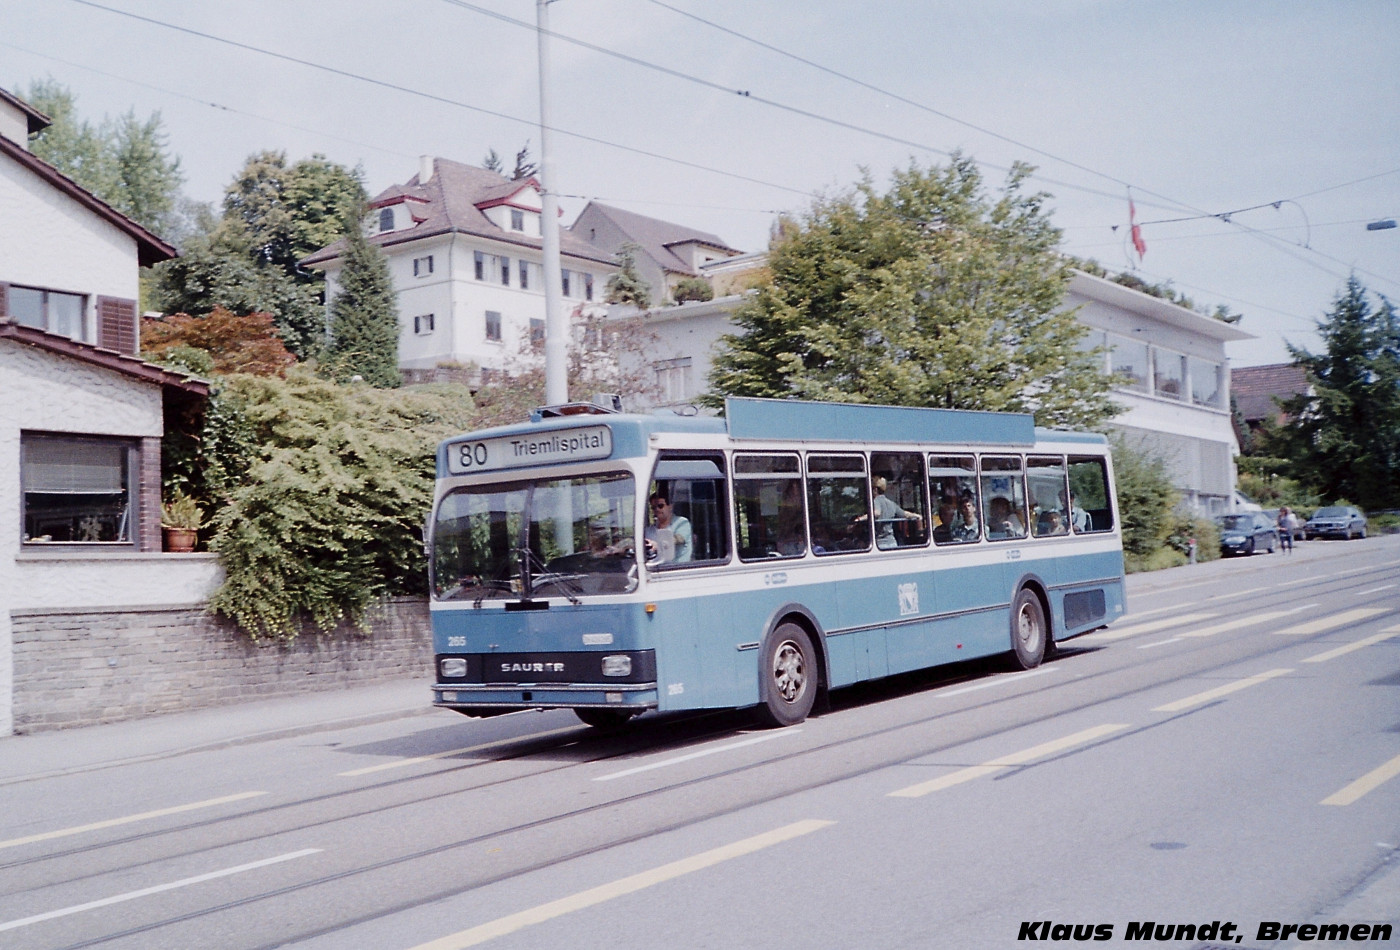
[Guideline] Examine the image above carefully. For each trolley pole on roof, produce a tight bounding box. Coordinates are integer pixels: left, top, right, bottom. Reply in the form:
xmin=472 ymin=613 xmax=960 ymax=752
xmin=537 ymin=0 xmax=567 ymax=405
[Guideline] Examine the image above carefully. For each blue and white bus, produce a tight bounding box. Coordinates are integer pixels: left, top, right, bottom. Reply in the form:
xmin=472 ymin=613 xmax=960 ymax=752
xmin=428 ymin=397 xmax=1124 ymax=728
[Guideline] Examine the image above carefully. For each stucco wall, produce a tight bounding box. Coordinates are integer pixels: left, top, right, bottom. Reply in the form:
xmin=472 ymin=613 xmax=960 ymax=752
xmin=10 ymin=597 xmax=431 ymax=733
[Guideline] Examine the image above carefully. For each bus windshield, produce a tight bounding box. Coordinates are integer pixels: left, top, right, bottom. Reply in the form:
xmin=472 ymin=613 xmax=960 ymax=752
xmin=431 ymin=472 xmax=639 ymax=601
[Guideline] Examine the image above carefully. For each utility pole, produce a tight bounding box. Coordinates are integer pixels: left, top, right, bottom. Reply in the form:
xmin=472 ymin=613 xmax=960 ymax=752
xmin=537 ymin=0 xmax=567 ymax=404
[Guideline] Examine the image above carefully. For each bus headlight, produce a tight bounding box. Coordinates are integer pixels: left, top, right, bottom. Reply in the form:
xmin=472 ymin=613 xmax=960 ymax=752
xmin=440 ymin=658 xmax=468 ymax=678
xmin=601 ymin=655 xmax=632 ymax=677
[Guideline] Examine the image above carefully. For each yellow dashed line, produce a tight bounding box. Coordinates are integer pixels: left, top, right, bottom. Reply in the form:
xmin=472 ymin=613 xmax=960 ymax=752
xmin=1152 ymin=669 xmax=1293 ymax=713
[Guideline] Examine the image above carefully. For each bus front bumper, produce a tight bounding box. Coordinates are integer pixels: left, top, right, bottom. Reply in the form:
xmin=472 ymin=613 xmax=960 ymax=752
xmin=432 ymin=683 xmax=658 ymax=712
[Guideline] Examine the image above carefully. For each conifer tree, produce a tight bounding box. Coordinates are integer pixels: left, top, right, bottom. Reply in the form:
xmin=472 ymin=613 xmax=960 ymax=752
xmin=324 ymin=222 xmax=400 ymax=387
xmin=605 ymin=242 xmax=652 ymax=309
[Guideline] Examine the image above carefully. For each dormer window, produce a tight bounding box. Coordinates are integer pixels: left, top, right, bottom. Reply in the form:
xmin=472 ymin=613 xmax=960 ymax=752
xmin=378 ymin=207 xmax=395 ymax=232
xmin=510 ymin=209 xmax=525 ymax=231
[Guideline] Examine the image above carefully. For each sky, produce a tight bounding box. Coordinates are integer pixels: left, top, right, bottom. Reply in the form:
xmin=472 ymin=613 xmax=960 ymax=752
xmin=3 ymin=0 xmax=1397 ymax=367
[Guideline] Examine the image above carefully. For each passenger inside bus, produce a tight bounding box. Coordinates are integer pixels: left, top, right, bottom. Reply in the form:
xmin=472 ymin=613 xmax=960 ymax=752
xmin=986 ymin=496 xmax=1025 ymax=539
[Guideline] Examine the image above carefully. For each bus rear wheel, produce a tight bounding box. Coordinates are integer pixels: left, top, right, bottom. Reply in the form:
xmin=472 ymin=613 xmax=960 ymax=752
xmin=574 ymin=708 xmax=637 ymax=729
xmin=755 ymin=623 xmax=817 ymax=728
xmin=1010 ymin=588 xmax=1047 ymax=670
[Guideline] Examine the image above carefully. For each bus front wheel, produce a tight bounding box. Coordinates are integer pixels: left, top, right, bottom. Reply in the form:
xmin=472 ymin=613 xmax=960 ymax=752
xmin=755 ymin=622 xmax=817 ymax=728
xmin=574 ymin=708 xmax=637 ymax=729
xmin=1010 ymin=588 xmax=1047 ymax=670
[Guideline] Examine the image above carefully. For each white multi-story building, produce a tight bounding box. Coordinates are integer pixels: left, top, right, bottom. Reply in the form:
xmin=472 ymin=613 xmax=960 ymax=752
xmin=301 ymin=157 xmax=618 ymax=384
xmin=613 ymin=267 xmax=1253 ymax=515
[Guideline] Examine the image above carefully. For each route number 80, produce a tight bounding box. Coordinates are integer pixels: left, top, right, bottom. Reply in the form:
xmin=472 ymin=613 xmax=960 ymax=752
xmin=456 ymin=442 xmax=489 ymax=469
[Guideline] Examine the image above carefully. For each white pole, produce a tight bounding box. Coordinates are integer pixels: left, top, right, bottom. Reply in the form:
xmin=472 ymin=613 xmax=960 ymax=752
xmin=537 ymin=0 xmax=567 ymax=405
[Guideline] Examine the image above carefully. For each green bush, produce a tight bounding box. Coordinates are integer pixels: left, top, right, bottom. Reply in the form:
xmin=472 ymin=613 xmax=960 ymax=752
xmin=1110 ymin=437 xmax=1179 ymax=562
xmin=203 ymin=369 xmax=479 ymax=639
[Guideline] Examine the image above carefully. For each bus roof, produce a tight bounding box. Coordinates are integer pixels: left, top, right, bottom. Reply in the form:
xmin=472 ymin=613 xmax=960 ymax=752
xmin=436 ymin=398 xmax=1104 ymax=477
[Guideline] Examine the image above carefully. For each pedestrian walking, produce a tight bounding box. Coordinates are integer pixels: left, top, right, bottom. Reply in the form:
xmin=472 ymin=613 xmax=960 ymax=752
xmin=1277 ymin=506 xmax=1295 ymax=553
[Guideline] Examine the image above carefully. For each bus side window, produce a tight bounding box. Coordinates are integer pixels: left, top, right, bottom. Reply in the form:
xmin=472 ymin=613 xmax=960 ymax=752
xmin=1027 ymin=456 xmax=1070 ymax=537
xmin=735 ymin=453 xmax=805 ymax=561
xmin=930 ymin=455 xmax=979 ymax=545
xmin=981 ymin=455 xmax=1028 ymax=541
xmin=648 ymin=453 xmax=731 ymax=567
xmin=807 ymin=454 xmax=870 ymax=555
xmin=1068 ymin=456 xmax=1114 ymax=533
xmin=870 ymin=451 xmax=930 ymax=549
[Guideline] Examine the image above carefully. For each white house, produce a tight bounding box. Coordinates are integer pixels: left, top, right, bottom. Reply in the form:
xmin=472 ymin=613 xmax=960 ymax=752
xmin=301 ymin=157 xmax=618 ymax=384
xmin=612 ymin=264 xmax=1253 ymax=515
xmin=0 ymin=87 xmax=216 ymax=735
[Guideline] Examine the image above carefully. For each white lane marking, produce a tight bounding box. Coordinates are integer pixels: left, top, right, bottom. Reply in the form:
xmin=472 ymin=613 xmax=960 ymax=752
xmin=0 ymin=849 xmax=321 ymax=933
xmin=406 ymin=820 xmax=834 ymax=950
xmin=1152 ymin=668 xmax=1294 ymax=713
xmin=1082 ymin=613 xmax=1216 ymax=641
xmin=594 ymin=730 xmax=800 ymax=781
xmin=1275 ymin=607 xmax=1390 ymax=636
xmin=1304 ymin=627 xmax=1400 ymax=664
xmin=1321 ymin=753 xmax=1400 ymax=807
xmin=1138 ymin=638 xmax=1183 ymax=649
xmin=1177 ymin=610 xmax=1295 ymax=639
xmin=888 ymin=723 xmax=1130 ymax=798
xmin=339 ymin=726 xmax=581 ymax=776
xmin=0 ymin=791 xmax=267 ymax=851
xmin=939 ymin=666 xmax=1055 ymax=696
xmin=1357 ymin=585 xmax=1396 ymax=595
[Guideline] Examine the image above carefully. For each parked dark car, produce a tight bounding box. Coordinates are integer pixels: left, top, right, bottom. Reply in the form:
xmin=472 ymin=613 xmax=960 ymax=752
xmin=1304 ymin=505 xmax=1367 ymax=540
xmin=1217 ymin=513 xmax=1279 ymax=556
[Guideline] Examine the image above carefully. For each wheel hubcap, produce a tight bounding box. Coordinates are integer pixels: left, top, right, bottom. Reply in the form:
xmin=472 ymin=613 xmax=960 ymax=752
xmin=772 ymin=640 xmax=807 ymax=703
xmin=1017 ymin=605 xmax=1041 ymax=651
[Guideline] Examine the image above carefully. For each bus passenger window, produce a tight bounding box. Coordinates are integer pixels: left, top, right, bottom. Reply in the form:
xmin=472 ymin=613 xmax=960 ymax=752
xmin=1028 ymin=456 xmax=1070 ymax=537
xmin=981 ymin=456 xmax=1028 ymax=541
xmin=807 ymin=454 xmax=871 ymax=555
xmin=735 ymin=454 xmax=805 ymax=560
xmin=869 ymin=452 xmax=929 ymax=549
xmin=930 ymin=455 xmax=979 ymax=545
xmin=1068 ymin=456 xmax=1114 ymax=532
xmin=648 ymin=453 xmax=731 ymax=567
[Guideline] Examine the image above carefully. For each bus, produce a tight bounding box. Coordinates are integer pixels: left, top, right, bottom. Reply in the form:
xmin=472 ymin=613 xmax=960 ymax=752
xmin=428 ymin=397 xmax=1124 ymax=728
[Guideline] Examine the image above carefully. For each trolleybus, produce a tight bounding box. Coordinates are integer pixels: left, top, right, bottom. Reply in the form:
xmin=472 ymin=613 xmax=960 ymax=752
xmin=428 ymin=397 xmax=1124 ymax=727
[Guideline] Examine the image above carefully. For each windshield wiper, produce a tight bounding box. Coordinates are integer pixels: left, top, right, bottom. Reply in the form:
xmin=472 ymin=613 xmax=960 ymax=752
xmin=518 ymin=546 xmax=581 ymax=605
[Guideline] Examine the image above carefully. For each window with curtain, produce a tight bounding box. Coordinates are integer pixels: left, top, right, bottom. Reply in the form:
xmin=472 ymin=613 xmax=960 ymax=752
xmin=22 ymin=435 xmax=135 ymax=544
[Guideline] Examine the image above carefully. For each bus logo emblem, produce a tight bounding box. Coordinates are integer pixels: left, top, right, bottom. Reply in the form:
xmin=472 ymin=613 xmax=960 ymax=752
xmin=898 ymin=582 xmax=919 ymax=616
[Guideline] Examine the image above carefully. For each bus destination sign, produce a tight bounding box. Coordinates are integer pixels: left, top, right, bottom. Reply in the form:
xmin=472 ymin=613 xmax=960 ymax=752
xmin=447 ymin=425 xmax=613 ymax=475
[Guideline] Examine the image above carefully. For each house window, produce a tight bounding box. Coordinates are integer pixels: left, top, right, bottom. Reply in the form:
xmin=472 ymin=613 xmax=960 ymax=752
xmin=22 ymin=434 xmax=135 ymax=544
xmin=530 ymin=318 xmax=545 ymax=344
xmin=1109 ymin=336 xmax=1149 ymax=393
xmin=1153 ymin=347 xmax=1186 ymax=400
xmin=8 ymin=284 xmax=87 ymax=341
xmin=655 ymin=357 xmax=693 ymax=403
xmin=510 ymin=208 xmax=525 ymax=231
xmin=583 ymin=273 xmax=594 ymax=301
xmin=1190 ymin=359 xmax=1224 ymax=409
xmin=485 ymin=310 xmax=502 ymax=342
xmin=500 ymin=256 xmax=511 ymax=286
xmin=413 ymin=255 xmax=434 ymax=277
xmin=474 ymin=251 xmax=486 ymax=281
xmin=378 ymin=208 xmax=395 ymax=232
xmin=414 ymin=314 xmax=435 ymax=335
xmin=518 ymin=259 xmax=530 ymax=290
xmin=561 ymin=269 xmax=572 ymax=297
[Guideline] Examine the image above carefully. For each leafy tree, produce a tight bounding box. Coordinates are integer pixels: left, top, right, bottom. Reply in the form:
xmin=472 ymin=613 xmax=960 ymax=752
xmin=25 ymin=80 xmax=184 ymax=237
xmin=605 ymin=242 xmax=652 ymax=309
xmin=1265 ymin=277 xmax=1400 ymax=510
xmin=1109 ymin=436 xmax=1182 ymax=570
xmin=705 ymin=157 xmax=1118 ymax=429
xmin=201 ymin=370 xmax=478 ymax=638
xmin=324 ymin=222 xmax=400 ymax=387
xmin=672 ymin=277 xmax=714 ymax=304
xmin=142 ymin=307 xmax=296 ymax=376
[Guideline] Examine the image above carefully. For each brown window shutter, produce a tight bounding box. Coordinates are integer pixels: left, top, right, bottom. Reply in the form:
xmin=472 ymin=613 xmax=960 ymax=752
xmin=0 ymin=282 xmax=9 ymax=319
xmin=96 ymin=296 xmax=138 ymax=355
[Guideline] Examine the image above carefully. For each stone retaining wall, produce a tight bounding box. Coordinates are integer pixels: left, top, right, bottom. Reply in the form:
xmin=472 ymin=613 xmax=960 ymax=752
xmin=10 ymin=598 xmax=431 ymax=733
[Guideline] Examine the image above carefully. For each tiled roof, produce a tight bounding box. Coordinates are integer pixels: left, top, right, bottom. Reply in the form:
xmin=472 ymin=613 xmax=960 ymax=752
xmin=1232 ymin=362 xmax=1308 ymax=423
xmin=0 ymin=318 xmax=208 ymax=395
xmin=580 ymin=202 xmax=738 ymax=277
xmin=0 ymin=135 xmax=176 ymax=268
xmin=301 ymin=158 xmax=616 ymax=268
xmin=0 ymin=87 xmax=51 ymax=135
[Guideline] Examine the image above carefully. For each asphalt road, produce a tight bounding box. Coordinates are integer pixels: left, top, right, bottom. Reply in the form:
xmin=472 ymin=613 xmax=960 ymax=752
xmin=2 ymin=535 xmax=1398 ymax=949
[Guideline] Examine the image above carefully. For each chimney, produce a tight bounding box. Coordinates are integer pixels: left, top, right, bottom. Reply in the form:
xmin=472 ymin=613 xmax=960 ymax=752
xmin=419 ymin=155 xmax=434 ymax=184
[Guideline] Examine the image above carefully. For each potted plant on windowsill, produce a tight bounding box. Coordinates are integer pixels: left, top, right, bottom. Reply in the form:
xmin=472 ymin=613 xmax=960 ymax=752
xmin=161 ymin=491 xmax=203 ymax=553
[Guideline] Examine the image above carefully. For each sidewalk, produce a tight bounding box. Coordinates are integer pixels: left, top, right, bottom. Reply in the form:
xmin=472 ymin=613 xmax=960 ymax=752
xmin=0 ymin=676 xmax=434 ymax=786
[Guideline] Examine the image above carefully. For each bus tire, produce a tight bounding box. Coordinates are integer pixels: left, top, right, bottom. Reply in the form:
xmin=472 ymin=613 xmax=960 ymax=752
xmin=574 ymin=708 xmax=637 ymax=729
xmin=755 ymin=622 xmax=817 ymax=728
xmin=1009 ymin=587 xmax=1047 ymax=670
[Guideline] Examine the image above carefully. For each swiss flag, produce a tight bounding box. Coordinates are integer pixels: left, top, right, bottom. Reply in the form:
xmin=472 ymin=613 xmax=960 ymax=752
xmin=1130 ymin=199 xmax=1147 ymax=259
